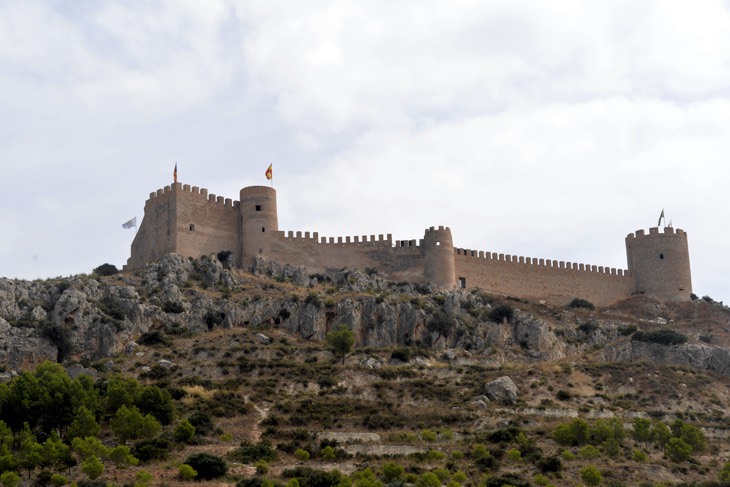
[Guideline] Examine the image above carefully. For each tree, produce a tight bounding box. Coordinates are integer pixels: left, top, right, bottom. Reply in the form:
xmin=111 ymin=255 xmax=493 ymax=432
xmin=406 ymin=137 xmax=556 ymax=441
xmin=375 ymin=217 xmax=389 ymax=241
xmin=665 ymin=438 xmax=693 ymax=463
xmin=382 ymin=462 xmax=404 ymax=483
xmin=651 ymin=422 xmax=672 ymax=450
xmin=34 ymin=362 xmax=76 ymax=434
xmin=351 ymin=468 xmax=382 ymax=487
xmin=326 ymin=325 xmax=355 ymax=364
xmin=580 ymin=465 xmax=602 ymax=486
xmin=135 ymin=386 xmax=175 ymax=425
xmin=67 ymin=406 xmax=100 ymax=440
xmin=72 ymin=436 xmax=109 ymax=461
xmin=109 ymin=446 xmax=139 ymax=469
xmin=111 ymin=406 xmax=161 ymax=444
xmin=17 ymin=424 xmax=43 ymax=479
xmin=417 ymin=472 xmax=441 ymax=487
xmin=81 ymin=455 xmax=104 ymax=480
xmin=677 ymin=422 xmax=706 ymax=453
xmin=42 ymin=431 xmax=72 ymax=472
xmin=631 ymin=418 xmax=652 ymax=449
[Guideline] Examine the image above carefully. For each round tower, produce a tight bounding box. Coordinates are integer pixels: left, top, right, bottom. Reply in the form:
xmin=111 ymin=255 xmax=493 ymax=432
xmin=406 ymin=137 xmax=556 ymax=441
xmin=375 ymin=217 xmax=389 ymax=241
xmin=240 ymin=186 xmax=279 ymax=268
xmin=625 ymin=226 xmax=692 ymax=301
xmin=423 ymin=226 xmax=456 ymax=291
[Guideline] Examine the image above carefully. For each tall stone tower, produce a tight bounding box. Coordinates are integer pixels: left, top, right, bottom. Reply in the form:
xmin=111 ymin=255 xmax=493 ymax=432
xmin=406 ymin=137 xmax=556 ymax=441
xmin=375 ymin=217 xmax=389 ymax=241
xmin=240 ymin=186 xmax=279 ymax=268
xmin=423 ymin=226 xmax=456 ymax=291
xmin=625 ymin=227 xmax=692 ymax=301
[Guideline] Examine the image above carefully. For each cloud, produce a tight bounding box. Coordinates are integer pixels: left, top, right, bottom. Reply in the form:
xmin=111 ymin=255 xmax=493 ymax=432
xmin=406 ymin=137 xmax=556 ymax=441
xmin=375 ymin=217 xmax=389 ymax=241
xmin=0 ymin=0 xmax=728 ymax=301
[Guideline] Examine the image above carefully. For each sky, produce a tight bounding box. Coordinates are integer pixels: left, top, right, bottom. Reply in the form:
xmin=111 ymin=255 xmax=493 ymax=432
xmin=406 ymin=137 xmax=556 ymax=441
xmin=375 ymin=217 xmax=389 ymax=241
xmin=1 ymin=0 xmax=728 ymax=302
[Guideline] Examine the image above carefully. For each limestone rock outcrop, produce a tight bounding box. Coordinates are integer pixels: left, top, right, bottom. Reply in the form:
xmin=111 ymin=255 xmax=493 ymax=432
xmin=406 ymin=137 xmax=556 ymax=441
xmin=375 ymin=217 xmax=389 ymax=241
xmin=484 ymin=376 xmax=519 ymax=405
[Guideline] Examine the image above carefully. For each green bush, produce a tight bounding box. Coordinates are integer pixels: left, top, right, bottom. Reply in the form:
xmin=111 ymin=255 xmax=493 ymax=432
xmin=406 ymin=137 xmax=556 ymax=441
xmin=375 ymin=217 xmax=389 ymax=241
xmin=137 ymin=331 xmax=172 ymax=347
xmin=390 ymin=348 xmax=411 ymax=362
xmin=93 ymin=264 xmax=119 ymax=276
xmin=632 ymin=328 xmax=688 ymax=346
xmin=178 ymin=464 xmax=197 ymax=480
xmin=184 ymin=453 xmax=228 ymax=480
xmin=229 ymin=440 xmax=278 ymax=463
xmin=569 ymin=298 xmax=594 ymax=309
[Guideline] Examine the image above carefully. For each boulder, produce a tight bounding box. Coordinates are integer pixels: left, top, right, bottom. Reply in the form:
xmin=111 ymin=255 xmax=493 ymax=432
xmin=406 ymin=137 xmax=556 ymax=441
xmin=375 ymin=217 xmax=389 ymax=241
xmin=484 ymin=376 xmax=519 ymax=405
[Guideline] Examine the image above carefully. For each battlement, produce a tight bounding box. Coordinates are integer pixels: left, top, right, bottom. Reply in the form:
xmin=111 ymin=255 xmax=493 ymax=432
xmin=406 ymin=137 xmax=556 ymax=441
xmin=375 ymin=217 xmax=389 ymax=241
xmin=626 ymin=226 xmax=687 ymax=241
xmin=276 ymin=231 xmax=395 ymax=247
xmin=130 ymin=181 xmax=692 ymax=306
xmin=454 ymin=248 xmax=627 ymax=277
xmin=146 ymin=183 xmax=240 ymax=209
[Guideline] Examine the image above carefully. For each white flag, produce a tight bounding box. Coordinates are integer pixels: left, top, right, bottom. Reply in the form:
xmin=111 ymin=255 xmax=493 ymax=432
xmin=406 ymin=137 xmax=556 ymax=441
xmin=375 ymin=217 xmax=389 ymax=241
xmin=122 ymin=217 xmax=136 ymax=229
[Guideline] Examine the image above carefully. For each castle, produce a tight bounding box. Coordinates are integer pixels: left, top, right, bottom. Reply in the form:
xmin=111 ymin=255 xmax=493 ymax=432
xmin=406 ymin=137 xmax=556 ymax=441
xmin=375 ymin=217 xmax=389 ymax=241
xmin=126 ymin=183 xmax=693 ymax=306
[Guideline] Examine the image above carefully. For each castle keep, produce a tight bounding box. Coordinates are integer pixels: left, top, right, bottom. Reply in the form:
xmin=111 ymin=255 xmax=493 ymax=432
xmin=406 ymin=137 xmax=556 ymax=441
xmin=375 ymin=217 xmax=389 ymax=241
xmin=127 ymin=183 xmax=693 ymax=306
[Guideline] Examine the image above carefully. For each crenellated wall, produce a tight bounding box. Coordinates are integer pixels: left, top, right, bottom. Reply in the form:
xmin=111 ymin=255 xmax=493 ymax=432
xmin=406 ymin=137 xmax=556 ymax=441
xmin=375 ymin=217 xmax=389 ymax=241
xmin=264 ymin=230 xmax=426 ymax=284
xmin=127 ymin=183 xmax=693 ymax=306
xmin=453 ymin=248 xmax=634 ymax=306
xmin=127 ymin=183 xmax=240 ymax=269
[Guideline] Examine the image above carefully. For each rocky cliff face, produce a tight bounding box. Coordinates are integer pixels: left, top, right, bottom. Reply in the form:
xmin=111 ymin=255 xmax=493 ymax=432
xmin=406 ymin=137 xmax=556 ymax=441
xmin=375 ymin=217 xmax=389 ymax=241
xmin=0 ymin=253 xmax=728 ymax=377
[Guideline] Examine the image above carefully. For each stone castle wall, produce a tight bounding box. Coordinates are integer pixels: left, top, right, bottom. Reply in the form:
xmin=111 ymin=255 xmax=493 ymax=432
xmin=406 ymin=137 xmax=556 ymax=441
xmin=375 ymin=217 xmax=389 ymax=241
xmin=265 ymin=231 xmax=426 ymax=284
xmin=453 ymin=249 xmax=634 ymax=306
xmin=127 ymin=183 xmax=693 ymax=305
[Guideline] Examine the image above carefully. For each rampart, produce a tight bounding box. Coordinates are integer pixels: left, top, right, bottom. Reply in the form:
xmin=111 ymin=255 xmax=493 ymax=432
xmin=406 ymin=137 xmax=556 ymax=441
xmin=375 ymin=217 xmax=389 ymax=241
xmin=266 ymin=230 xmax=426 ymax=284
xmin=453 ymin=249 xmax=634 ymax=306
xmin=127 ymin=183 xmax=693 ymax=306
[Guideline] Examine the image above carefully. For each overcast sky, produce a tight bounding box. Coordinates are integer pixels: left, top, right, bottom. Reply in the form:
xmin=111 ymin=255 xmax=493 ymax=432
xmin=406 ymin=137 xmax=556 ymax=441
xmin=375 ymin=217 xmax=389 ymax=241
xmin=1 ymin=1 xmax=728 ymax=302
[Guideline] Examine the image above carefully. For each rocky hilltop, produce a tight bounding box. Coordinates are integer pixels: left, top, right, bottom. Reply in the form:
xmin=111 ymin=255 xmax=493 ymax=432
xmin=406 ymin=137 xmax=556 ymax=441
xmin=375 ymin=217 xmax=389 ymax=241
xmin=1 ymin=253 xmax=729 ymax=377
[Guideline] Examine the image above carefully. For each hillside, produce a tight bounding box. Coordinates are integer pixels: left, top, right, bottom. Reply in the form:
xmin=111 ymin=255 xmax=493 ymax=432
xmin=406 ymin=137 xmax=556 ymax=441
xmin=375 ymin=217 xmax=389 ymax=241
xmin=0 ymin=254 xmax=730 ymax=486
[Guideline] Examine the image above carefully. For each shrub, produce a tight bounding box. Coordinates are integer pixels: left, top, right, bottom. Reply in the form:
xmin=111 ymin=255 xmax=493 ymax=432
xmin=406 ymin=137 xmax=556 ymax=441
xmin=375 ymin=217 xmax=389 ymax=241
xmin=204 ymin=310 xmax=226 ymax=328
xmin=216 ymin=250 xmax=233 ymax=263
xmin=178 ymin=464 xmax=197 ymax=480
xmin=281 ymin=467 xmax=343 ymax=487
xmin=184 ymin=453 xmax=228 ymax=480
xmin=580 ymin=465 xmax=602 ymax=486
xmin=579 ymin=445 xmax=600 ymax=459
xmin=569 ymin=298 xmax=594 ymax=309
xmin=133 ymin=438 xmax=171 ymax=462
xmin=229 ymin=441 xmax=278 ymax=463
xmin=577 ymin=321 xmax=599 ymax=334
xmin=556 ymin=390 xmax=570 ymax=401
xmin=488 ymin=304 xmax=514 ymax=323
xmin=294 ymin=449 xmax=310 ymax=461
xmin=618 ymin=324 xmax=638 ymax=336
xmin=390 ymin=348 xmax=411 ymax=362
xmin=162 ymin=301 xmax=185 ymax=313
xmin=427 ymin=311 xmax=455 ymax=336
xmin=632 ymin=328 xmax=688 ymax=346
xmin=93 ymin=264 xmax=119 ymax=276
xmin=188 ymin=411 xmax=215 ymax=435
xmin=137 ymin=331 xmax=171 ymax=347
xmin=174 ymin=419 xmax=196 ymax=443
xmin=537 ymin=455 xmax=562 ymax=473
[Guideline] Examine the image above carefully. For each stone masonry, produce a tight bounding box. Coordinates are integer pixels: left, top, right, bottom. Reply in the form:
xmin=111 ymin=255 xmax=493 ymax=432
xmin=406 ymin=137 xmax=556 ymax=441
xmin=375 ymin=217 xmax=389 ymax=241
xmin=127 ymin=183 xmax=693 ymax=306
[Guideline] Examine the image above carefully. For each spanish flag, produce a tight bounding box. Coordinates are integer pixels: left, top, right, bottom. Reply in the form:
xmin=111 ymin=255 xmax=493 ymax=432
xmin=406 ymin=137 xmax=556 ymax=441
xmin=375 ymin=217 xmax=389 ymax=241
xmin=265 ymin=164 xmax=273 ymax=180
xmin=173 ymin=163 xmax=178 ymax=183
